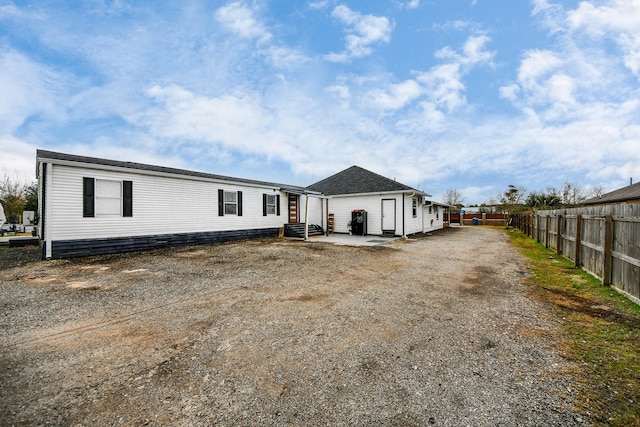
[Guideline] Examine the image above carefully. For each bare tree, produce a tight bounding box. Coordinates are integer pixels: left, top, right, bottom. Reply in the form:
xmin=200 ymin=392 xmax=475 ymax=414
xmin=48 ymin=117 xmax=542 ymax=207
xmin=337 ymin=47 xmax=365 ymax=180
xmin=560 ymin=182 xmax=586 ymax=206
xmin=442 ymin=189 xmax=465 ymax=208
xmin=587 ymin=185 xmax=606 ymax=199
xmin=0 ymin=172 xmax=28 ymax=223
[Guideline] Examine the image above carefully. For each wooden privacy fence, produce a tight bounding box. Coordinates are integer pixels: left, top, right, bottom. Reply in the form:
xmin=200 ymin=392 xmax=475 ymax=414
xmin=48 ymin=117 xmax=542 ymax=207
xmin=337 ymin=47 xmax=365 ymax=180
xmin=449 ymin=213 xmax=507 ymax=225
xmin=512 ymin=204 xmax=640 ymax=305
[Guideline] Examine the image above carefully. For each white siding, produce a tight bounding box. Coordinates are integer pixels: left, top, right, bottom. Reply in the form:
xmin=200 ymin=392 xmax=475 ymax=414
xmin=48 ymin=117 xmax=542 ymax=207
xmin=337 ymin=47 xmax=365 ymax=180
xmin=327 ymin=194 xmax=406 ymax=235
xmin=423 ymin=205 xmax=445 ymax=232
xmin=404 ymin=195 xmax=423 ymax=236
xmin=305 ymin=196 xmax=325 ymax=226
xmin=46 ymin=164 xmax=288 ymax=241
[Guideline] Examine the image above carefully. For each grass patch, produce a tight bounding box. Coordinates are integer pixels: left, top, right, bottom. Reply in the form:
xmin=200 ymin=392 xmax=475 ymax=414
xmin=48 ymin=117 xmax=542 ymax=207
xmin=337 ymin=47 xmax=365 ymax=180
xmin=506 ymin=228 xmax=640 ymax=426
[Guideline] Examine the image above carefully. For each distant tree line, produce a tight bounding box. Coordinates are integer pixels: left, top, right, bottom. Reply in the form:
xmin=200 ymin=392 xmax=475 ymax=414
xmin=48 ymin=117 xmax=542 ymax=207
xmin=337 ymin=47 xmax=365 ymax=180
xmin=443 ymin=182 xmax=606 ymax=213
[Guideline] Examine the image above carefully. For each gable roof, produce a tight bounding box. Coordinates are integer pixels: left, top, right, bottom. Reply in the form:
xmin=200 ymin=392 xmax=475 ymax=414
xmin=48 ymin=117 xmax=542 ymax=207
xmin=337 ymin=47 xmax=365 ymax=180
xmin=583 ymin=181 xmax=640 ymax=205
xmin=36 ymin=150 xmax=312 ymax=193
xmin=306 ymin=165 xmax=429 ymax=197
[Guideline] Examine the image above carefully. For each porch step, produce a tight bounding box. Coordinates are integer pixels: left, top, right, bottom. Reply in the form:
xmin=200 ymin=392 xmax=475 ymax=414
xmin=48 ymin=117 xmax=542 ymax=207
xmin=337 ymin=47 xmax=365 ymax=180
xmin=284 ymin=223 xmax=324 ymax=238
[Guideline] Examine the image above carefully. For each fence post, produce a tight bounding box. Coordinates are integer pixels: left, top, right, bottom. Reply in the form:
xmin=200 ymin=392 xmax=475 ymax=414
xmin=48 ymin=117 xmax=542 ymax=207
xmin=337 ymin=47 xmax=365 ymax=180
xmin=545 ymin=215 xmax=550 ymax=248
xmin=603 ymin=215 xmax=613 ymax=286
xmin=574 ymin=214 xmax=582 ymax=267
xmin=529 ymin=213 xmax=533 ymax=238
xmin=556 ymin=215 xmax=562 ymax=255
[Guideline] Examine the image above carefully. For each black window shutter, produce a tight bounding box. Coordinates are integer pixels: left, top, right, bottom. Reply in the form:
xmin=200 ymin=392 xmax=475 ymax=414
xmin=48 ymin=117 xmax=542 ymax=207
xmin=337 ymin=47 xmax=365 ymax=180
xmin=276 ymin=195 xmax=280 ymax=216
xmin=263 ymin=194 xmax=267 ymax=216
xmin=83 ymin=177 xmax=95 ymax=218
xmin=123 ymin=181 xmax=133 ymax=217
xmin=237 ymin=191 xmax=243 ymax=216
xmin=218 ymin=189 xmax=224 ymax=216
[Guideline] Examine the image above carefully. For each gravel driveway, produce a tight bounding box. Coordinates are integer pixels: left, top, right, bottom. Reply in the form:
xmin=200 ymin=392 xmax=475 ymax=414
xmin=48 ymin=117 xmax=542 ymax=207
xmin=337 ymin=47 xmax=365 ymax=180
xmin=0 ymin=227 xmax=583 ymax=426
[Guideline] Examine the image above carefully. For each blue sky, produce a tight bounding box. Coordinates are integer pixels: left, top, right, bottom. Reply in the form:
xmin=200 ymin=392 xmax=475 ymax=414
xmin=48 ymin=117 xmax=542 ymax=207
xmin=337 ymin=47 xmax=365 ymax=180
xmin=1 ymin=0 xmax=639 ymax=204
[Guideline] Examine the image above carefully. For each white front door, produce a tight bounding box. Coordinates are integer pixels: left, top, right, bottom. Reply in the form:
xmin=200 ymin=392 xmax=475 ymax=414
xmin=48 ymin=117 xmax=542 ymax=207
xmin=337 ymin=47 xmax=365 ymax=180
xmin=381 ymin=199 xmax=396 ymax=233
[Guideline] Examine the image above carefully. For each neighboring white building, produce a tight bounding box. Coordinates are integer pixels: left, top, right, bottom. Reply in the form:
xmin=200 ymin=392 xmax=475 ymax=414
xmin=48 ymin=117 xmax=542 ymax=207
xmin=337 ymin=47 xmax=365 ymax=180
xmin=36 ymin=151 xmax=447 ymax=259
xmin=306 ymin=166 xmax=444 ymax=237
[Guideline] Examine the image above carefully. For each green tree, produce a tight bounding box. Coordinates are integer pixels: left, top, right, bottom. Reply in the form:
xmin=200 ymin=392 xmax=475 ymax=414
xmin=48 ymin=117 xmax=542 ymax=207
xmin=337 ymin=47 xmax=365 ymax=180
xmin=24 ymin=182 xmax=38 ymax=212
xmin=526 ymin=189 xmax=561 ymax=209
xmin=499 ymin=184 xmax=528 ymax=225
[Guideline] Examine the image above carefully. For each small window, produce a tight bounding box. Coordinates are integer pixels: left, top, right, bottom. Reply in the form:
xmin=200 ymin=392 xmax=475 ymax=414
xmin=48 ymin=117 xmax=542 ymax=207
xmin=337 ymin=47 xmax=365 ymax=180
xmin=412 ymin=198 xmax=417 ymax=218
xmin=83 ymin=178 xmax=132 ymax=218
xmin=224 ymin=191 xmax=237 ymax=215
xmin=263 ymin=194 xmax=280 ymax=216
xmin=266 ymin=195 xmax=276 ymax=215
xmin=218 ymin=190 xmax=243 ymax=216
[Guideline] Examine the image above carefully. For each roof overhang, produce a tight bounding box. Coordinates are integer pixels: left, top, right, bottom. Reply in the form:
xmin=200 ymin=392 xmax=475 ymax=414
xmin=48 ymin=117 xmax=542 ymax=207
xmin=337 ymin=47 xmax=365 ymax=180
xmin=36 ymin=150 xmax=302 ymax=191
xmin=325 ymin=189 xmax=430 ymax=198
xmin=280 ymin=187 xmax=326 ymax=197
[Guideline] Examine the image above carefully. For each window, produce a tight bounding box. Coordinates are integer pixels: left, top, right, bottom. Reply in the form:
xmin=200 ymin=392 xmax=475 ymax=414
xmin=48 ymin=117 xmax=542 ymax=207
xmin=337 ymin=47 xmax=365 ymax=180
xmin=263 ymin=194 xmax=280 ymax=216
xmin=412 ymin=198 xmax=417 ymax=218
xmin=96 ymin=180 xmax=122 ymax=216
xmin=224 ymin=191 xmax=237 ymax=215
xmin=218 ymin=190 xmax=243 ymax=216
xmin=83 ymin=178 xmax=132 ymax=218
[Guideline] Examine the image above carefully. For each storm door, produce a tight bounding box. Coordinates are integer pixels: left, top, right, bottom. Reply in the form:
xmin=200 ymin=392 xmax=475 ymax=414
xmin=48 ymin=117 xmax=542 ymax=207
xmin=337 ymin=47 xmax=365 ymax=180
xmin=381 ymin=199 xmax=396 ymax=233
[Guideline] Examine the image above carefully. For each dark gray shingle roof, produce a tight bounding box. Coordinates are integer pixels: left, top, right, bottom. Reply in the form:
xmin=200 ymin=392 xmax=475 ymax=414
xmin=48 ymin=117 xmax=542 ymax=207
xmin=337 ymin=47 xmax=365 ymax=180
xmin=583 ymin=182 xmax=640 ymax=205
xmin=306 ymin=165 xmax=426 ymax=196
xmin=36 ymin=150 xmax=310 ymax=192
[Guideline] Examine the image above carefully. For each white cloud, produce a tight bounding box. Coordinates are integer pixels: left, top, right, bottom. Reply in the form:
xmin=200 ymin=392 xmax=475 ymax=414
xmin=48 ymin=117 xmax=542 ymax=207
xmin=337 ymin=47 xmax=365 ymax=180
xmin=264 ymin=46 xmax=311 ymax=69
xmin=324 ymin=5 xmax=392 ymax=62
xmin=0 ymin=135 xmax=38 ymax=181
xmin=567 ymin=0 xmax=640 ymax=77
xmin=215 ymin=2 xmax=272 ymax=44
xmin=462 ymin=34 xmax=495 ymax=65
xmin=0 ymin=50 xmax=60 ymax=134
xmin=416 ymin=63 xmax=465 ymax=112
xmin=308 ymin=1 xmax=332 ymax=10
xmin=363 ymin=34 xmax=493 ymax=113
xmin=516 ymin=49 xmax=562 ymax=85
xmin=405 ymin=0 xmax=420 ymax=10
xmin=503 ymin=0 xmax=640 ymax=127
xmin=436 ymin=34 xmax=495 ymax=68
xmin=368 ymin=79 xmax=423 ymax=110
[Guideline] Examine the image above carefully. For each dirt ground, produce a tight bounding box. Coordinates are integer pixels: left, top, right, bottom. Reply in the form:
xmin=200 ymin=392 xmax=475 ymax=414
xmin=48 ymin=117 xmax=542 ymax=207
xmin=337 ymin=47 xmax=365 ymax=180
xmin=0 ymin=227 xmax=584 ymax=426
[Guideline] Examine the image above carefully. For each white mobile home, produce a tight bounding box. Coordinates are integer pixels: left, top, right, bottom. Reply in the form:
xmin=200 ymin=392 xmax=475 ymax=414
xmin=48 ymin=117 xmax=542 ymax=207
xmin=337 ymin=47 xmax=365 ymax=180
xmin=36 ymin=151 xmax=445 ymax=259
xmin=36 ymin=150 xmax=320 ymax=259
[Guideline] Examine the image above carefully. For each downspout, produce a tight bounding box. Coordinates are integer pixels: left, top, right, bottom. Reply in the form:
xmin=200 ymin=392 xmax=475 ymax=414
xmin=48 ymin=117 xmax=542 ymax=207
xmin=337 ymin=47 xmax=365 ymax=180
xmin=40 ymin=162 xmax=50 ymax=259
xmin=402 ymin=194 xmax=406 ymax=238
xmin=304 ymin=194 xmax=309 ymax=240
xmin=320 ymin=195 xmax=324 ymax=234
xmin=325 ymin=198 xmax=329 ymax=236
